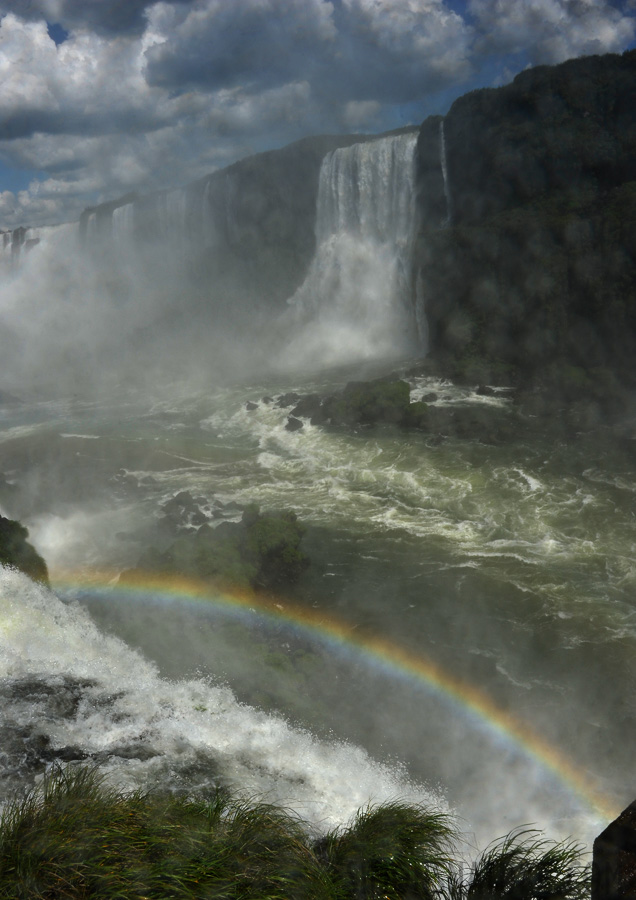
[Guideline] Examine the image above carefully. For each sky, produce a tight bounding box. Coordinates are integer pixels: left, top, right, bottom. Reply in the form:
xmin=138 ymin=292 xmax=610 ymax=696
xmin=0 ymin=0 xmax=635 ymax=230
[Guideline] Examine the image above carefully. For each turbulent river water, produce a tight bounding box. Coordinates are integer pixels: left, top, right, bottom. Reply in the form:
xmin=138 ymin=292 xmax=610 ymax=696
xmin=1 ymin=363 xmax=635 ymax=854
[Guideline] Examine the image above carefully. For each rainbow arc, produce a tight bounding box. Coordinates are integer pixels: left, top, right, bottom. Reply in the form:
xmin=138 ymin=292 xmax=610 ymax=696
xmin=52 ymin=569 xmax=619 ymax=824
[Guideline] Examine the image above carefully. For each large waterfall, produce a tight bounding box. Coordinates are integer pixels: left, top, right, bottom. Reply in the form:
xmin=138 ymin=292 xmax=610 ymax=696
xmin=282 ymin=132 xmax=420 ymax=369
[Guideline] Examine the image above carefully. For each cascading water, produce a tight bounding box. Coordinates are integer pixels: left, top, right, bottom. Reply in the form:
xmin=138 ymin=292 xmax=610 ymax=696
xmin=112 ymin=202 xmax=135 ymax=247
xmin=0 ymin=566 xmax=443 ymax=830
xmin=282 ymin=132 xmax=420 ymax=369
xmin=440 ymin=120 xmax=452 ymax=227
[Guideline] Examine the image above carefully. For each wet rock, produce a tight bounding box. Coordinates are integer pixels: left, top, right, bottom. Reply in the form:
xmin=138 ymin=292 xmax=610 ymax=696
xmin=246 ymin=401 xmax=258 ymax=411
xmin=0 ymin=515 xmax=48 ymax=584
xmin=41 ymin=744 xmax=90 ymax=763
xmin=285 ymin=416 xmax=304 ymax=432
xmin=290 ymin=394 xmax=326 ymax=424
xmin=106 ymin=744 xmax=161 ymax=762
xmin=134 ymin=503 xmax=309 ymax=593
xmin=593 ymin=800 xmax=636 ymax=899
xmin=320 ymin=379 xmax=424 ymax=429
xmin=112 ymin=469 xmax=141 ymax=490
xmin=275 ymin=392 xmax=301 ymax=408
xmin=289 ymin=377 xmax=522 ymax=443
xmin=160 ymin=490 xmax=212 ymax=531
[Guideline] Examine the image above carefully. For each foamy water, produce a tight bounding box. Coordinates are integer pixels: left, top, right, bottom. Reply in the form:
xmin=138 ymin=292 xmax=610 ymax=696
xmin=0 ymin=566 xmax=444 ymax=833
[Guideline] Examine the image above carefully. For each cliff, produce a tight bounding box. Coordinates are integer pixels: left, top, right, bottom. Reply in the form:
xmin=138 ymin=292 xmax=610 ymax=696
xmin=415 ymin=50 xmax=636 ymax=415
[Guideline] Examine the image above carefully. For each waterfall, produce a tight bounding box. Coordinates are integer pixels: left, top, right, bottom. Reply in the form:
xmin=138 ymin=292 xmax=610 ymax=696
xmin=283 ymin=132 xmax=420 ymax=369
xmin=0 ymin=223 xmax=70 ymax=276
xmin=112 ymin=202 xmax=135 ymax=247
xmin=440 ymin=120 xmax=452 ymax=227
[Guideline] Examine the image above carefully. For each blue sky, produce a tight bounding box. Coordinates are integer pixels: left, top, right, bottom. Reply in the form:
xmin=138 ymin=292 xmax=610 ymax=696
xmin=0 ymin=0 xmax=635 ymax=229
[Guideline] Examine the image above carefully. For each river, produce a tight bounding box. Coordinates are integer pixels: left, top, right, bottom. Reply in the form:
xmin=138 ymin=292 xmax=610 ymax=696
xmin=1 ymin=363 xmax=634 ymax=853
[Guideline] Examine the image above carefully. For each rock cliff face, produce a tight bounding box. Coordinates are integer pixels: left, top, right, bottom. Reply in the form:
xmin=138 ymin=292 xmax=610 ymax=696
xmin=415 ymin=50 xmax=636 ymax=409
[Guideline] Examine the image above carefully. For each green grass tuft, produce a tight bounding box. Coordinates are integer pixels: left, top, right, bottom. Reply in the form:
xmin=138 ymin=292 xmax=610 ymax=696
xmin=444 ymin=828 xmax=591 ymax=900
xmin=0 ymin=767 xmax=331 ymax=899
xmin=0 ymin=769 xmax=591 ymax=900
xmin=313 ymin=800 xmax=456 ymax=900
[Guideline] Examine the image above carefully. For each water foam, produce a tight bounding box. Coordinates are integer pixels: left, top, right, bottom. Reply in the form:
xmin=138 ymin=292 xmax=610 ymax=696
xmin=0 ymin=566 xmax=444 ymax=830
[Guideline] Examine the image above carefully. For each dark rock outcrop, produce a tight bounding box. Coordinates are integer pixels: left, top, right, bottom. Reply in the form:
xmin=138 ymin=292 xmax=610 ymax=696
xmin=0 ymin=515 xmax=48 ymax=584
xmin=593 ymin=800 xmax=636 ymax=899
xmin=287 ymin=378 xmax=517 ymax=443
xmin=441 ymin=51 xmax=636 ymax=228
xmin=291 ymin=379 xmax=426 ymax=430
xmin=131 ymin=503 xmax=309 ymax=592
xmin=285 ymin=416 xmax=303 ymax=432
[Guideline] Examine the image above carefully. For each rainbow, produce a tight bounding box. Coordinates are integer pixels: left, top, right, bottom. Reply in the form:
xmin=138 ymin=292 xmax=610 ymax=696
xmin=52 ymin=568 xmax=619 ymax=824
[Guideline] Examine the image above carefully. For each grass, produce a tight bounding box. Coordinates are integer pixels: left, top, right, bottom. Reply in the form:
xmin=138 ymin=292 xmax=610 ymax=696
xmin=0 ymin=767 xmax=591 ymax=899
xmin=314 ymin=801 xmax=456 ymax=900
xmin=445 ymin=829 xmax=590 ymax=900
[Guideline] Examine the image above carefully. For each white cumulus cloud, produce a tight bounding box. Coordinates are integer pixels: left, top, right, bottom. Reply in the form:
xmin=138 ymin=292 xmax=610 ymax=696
xmin=469 ymin=0 xmax=636 ymax=63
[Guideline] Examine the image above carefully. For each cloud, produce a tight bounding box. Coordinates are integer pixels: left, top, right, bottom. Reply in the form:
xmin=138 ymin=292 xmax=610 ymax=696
xmin=0 ymin=0 xmax=193 ymax=36
xmin=342 ymin=99 xmax=382 ymax=128
xmin=143 ymin=0 xmax=337 ymax=91
xmin=469 ymin=0 xmax=636 ymax=63
xmin=334 ymin=0 xmax=473 ymax=98
xmin=0 ymin=14 xmax=167 ymax=140
xmin=144 ymin=0 xmax=473 ymax=103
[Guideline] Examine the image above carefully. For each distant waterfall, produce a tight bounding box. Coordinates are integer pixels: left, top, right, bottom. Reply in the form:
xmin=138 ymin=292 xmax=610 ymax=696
xmin=283 ymin=132 xmax=420 ymax=368
xmin=439 ymin=121 xmax=452 ymax=227
xmin=112 ymin=203 xmax=135 ymax=247
xmin=0 ymin=223 xmax=71 ymax=276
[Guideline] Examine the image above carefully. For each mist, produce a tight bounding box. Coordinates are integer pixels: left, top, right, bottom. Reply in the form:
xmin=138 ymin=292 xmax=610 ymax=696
xmin=0 ymin=223 xmax=269 ymax=399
